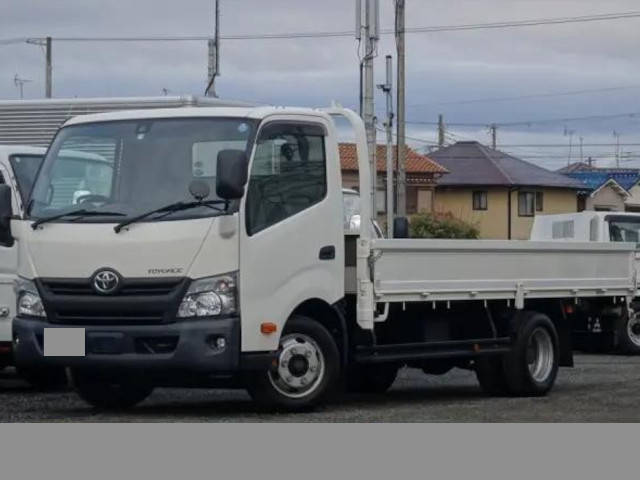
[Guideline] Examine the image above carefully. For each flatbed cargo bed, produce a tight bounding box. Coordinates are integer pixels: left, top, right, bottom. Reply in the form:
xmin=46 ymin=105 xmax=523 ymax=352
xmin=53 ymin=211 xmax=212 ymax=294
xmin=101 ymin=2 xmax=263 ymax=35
xmin=371 ymin=239 xmax=637 ymax=306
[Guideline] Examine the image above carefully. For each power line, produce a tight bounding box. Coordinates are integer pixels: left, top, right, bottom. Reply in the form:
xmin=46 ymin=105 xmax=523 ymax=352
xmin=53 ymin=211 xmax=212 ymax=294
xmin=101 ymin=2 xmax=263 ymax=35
xmin=3 ymin=10 xmax=640 ymax=44
xmin=407 ymin=111 xmax=640 ymax=128
xmin=409 ymin=85 xmax=640 ymax=107
xmin=489 ymin=143 xmax=640 ymax=148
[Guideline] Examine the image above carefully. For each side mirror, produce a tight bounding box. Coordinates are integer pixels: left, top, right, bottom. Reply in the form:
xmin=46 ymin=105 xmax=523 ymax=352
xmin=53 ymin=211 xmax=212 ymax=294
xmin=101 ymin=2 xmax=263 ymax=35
xmin=216 ymin=150 xmax=248 ymax=200
xmin=0 ymin=184 xmax=14 ymax=246
xmin=393 ymin=216 xmax=410 ymax=239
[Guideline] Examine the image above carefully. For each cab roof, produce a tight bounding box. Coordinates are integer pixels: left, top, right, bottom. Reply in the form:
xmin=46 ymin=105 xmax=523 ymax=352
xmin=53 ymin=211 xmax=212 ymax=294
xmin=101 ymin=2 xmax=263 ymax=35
xmin=63 ymin=106 xmax=333 ymax=127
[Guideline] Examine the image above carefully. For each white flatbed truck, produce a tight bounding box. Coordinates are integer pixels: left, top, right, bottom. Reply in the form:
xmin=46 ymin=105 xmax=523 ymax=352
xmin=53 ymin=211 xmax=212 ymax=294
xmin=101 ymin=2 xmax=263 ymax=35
xmin=531 ymin=211 xmax=640 ymax=353
xmin=4 ymin=106 xmax=637 ymax=410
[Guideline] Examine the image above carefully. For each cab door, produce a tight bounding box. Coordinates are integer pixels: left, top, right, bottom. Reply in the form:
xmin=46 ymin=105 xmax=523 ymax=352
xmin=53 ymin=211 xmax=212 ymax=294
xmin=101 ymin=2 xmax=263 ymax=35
xmin=239 ymin=117 xmax=344 ymax=352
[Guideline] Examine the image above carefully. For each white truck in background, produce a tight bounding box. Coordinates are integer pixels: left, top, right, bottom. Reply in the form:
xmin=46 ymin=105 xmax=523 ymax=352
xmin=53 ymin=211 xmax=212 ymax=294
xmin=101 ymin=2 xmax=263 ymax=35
xmin=0 ymin=146 xmax=47 ymax=376
xmin=531 ymin=211 xmax=640 ymax=354
xmin=4 ymin=106 xmax=637 ymax=410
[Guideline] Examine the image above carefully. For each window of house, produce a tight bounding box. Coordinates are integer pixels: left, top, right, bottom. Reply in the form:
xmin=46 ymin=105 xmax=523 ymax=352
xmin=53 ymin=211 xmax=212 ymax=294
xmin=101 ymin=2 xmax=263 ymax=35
xmin=535 ymin=191 xmax=544 ymax=212
xmin=518 ymin=191 xmax=535 ymax=217
xmin=472 ymin=191 xmax=488 ymax=210
xmin=245 ymin=122 xmax=327 ymax=235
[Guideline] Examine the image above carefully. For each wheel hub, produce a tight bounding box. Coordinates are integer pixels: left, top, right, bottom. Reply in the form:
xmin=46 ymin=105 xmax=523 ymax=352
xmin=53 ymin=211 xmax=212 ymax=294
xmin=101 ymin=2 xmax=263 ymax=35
xmin=527 ymin=327 xmax=554 ymax=383
xmin=628 ymin=316 xmax=640 ymax=346
xmin=269 ymin=334 xmax=325 ymax=398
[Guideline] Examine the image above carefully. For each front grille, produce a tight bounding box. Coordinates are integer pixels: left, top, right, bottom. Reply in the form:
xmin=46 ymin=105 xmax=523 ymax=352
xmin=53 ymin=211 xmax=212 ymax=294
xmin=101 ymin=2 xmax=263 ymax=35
xmin=36 ymin=277 xmax=189 ymax=325
xmin=40 ymin=278 xmax=182 ymax=297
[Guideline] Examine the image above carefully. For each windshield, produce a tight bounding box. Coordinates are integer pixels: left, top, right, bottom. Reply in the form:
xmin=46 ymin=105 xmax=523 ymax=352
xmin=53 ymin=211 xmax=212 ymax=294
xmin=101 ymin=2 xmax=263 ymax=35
xmin=29 ymin=117 xmax=256 ymax=222
xmin=608 ymin=216 xmax=640 ymax=243
xmin=9 ymin=154 xmax=44 ymax=204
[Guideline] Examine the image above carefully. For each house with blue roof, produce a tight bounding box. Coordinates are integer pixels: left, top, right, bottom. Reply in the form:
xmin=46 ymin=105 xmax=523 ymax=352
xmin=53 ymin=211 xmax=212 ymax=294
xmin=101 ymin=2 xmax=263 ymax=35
xmin=562 ymin=169 xmax=640 ymax=212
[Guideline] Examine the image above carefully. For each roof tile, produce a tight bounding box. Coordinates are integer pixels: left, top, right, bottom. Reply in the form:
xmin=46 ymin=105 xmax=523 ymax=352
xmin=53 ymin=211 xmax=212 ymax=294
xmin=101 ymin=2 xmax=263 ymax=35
xmin=339 ymin=143 xmax=448 ymax=174
xmin=429 ymin=141 xmax=583 ymax=189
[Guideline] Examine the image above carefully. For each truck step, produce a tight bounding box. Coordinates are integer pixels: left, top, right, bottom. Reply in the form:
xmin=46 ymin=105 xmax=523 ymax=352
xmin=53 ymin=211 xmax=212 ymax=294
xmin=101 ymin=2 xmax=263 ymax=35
xmin=355 ymin=337 xmax=511 ymax=364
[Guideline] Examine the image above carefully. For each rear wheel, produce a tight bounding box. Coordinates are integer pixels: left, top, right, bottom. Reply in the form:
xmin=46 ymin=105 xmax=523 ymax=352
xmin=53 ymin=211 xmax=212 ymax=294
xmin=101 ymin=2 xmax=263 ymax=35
xmin=346 ymin=363 xmax=399 ymax=394
xmin=502 ymin=312 xmax=559 ymax=396
xmin=246 ymin=315 xmax=340 ymax=410
xmin=72 ymin=370 xmax=153 ymax=410
xmin=615 ymin=310 xmax=640 ymax=355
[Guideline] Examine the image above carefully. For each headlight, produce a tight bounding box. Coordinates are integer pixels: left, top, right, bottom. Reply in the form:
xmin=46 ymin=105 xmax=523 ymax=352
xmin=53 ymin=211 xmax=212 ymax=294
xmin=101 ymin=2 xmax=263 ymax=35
xmin=177 ymin=272 xmax=237 ymax=319
xmin=16 ymin=278 xmax=46 ymax=318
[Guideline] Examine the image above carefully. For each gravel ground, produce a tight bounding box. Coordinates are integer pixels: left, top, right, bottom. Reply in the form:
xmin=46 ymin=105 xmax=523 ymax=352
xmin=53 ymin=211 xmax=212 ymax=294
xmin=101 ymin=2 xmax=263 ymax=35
xmin=1 ymin=354 xmax=639 ymax=422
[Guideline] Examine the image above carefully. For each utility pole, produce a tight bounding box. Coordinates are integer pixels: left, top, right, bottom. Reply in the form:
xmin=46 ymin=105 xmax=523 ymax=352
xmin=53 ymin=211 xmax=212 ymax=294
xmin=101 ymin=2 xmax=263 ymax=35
xmin=13 ymin=74 xmax=32 ymax=99
xmin=579 ymin=136 xmax=584 ymax=163
xmin=613 ymin=130 xmax=621 ymax=167
xmin=356 ymin=0 xmax=379 ymax=217
xmin=490 ymin=124 xmax=497 ymax=149
xmin=395 ymin=0 xmax=406 ymax=216
xmin=26 ymin=37 xmax=52 ymax=97
xmin=205 ymin=0 xmax=220 ymax=97
xmin=587 ymin=156 xmax=593 ymax=167
xmin=437 ymin=114 xmax=445 ymax=148
xmin=564 ymin=127 xmax=575 ymax=166
xmin=45 ymin=36 xmax=52 ymax=98
xmin=378 ymin=55 xmax=394 ymax=237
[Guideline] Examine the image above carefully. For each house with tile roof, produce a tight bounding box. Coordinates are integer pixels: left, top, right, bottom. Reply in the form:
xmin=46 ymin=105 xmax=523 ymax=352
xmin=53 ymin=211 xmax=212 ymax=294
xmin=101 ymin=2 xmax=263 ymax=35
xmin=339 ymin=143 xmax=448 ymax=215
xmin=563 ymin=169 xmax=640 ymax=212
xmin=428 ymin=141 xmax=584 ymax=239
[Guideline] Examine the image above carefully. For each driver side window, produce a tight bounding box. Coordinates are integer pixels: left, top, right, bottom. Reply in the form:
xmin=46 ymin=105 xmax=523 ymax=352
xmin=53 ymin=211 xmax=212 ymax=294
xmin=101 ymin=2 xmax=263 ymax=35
xmin=245 ymin=122 xmax=327 ymax=235
xmin=47 ymin=136 xmax=116 ymax=209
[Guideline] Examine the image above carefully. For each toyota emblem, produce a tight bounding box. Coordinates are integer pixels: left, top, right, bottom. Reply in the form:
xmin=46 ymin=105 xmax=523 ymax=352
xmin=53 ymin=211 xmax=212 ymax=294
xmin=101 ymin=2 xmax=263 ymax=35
xmin=92 ymin=269 xmax=120 ymax=294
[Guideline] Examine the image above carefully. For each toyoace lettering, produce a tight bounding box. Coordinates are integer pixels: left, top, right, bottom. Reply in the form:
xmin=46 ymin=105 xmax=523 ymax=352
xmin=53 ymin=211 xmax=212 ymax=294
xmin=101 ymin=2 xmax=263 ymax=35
xmin=6 ymin=106 xmax=639 ymax=411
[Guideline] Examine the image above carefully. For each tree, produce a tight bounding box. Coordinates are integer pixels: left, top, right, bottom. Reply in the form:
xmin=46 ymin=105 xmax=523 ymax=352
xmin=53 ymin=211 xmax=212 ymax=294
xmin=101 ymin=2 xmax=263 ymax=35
xmin=410 ymin=212 xmax=479 ymax=239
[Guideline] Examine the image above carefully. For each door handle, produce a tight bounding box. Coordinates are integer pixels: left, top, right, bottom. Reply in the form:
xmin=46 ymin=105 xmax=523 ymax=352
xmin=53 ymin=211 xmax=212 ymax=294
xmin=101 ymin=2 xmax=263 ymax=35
xmin=319 ymin=245 xmax=336 ymax=260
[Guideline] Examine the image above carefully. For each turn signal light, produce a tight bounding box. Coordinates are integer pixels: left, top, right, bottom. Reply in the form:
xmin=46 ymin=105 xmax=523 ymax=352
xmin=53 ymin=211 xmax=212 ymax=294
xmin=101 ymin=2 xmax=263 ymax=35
xmin=261 ymin=322 xmax=277 ymax=334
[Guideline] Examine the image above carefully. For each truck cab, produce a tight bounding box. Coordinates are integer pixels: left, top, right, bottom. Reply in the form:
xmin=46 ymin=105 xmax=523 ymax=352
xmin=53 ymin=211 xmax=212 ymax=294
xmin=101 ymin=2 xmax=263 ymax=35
xmin=531 ymin=211 xmax=640 ymax=243
xmin=0 ymin=145 xmax=45 ymax=368
xmin=9 ymin=107 xmax=349 ymax=408
xmin=531 ymin=211 xmax=640 ymax=354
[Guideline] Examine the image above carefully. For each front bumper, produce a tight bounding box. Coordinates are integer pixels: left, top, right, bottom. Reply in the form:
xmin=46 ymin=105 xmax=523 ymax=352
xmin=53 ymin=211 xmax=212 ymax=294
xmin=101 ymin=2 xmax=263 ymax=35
xmin=12 ymin=316 xmax=275 ymax=381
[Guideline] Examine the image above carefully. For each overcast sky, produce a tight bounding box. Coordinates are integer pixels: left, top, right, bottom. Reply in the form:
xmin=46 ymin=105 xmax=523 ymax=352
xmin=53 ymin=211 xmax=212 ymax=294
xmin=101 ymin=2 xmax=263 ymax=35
xmin=1 ymin=0 xmax=640 ymax=169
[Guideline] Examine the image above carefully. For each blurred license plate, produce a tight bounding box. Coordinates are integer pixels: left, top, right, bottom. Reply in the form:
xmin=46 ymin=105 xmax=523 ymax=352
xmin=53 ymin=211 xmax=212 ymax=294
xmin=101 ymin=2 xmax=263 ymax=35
xmin=44 ymin=328 xmax=85 ymax=357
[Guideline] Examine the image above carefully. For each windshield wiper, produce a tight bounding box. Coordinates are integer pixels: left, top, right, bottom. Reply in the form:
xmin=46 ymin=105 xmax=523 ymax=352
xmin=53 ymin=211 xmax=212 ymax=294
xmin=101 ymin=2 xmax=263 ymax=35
xmin=31 ymin=209 xmax=127 ymax=230
xmin=113 ymin=200 xmax=227 ymax=234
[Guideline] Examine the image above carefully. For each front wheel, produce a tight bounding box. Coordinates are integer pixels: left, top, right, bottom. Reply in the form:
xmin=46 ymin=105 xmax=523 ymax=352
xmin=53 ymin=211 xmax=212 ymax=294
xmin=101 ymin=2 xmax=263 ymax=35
xmin=615 ymin=310 xmax=640 ymax=355
xmin=246 ymin=315 xmax=340 ymax=410
xmin=72 ymin=370 xmax=154 ymax=410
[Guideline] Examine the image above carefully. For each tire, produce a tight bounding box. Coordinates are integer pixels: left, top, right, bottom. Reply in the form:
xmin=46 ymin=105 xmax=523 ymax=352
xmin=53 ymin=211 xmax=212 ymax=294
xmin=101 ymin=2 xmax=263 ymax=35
xmin=475 ymin=356 xmax=509 ymax=396
xmin=615 ymin=310 xmax=640 ymax=355
xmin=246 ymin=315 xmax=340 ymax=410
xmin=72 ymin=370 xmax=154 ymax=410
xmin=18 ymin=367 xmax=69 ymax=391
xmin=502 ymin=311 xmax=559 ymax=396
xmin=346 ymin=363 xmax=399 ymax=394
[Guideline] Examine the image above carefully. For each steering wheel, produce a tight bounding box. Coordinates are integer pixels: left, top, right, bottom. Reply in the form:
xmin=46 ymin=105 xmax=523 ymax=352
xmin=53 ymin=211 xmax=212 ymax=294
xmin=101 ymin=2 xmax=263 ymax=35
xmin=75 ymin=194 xmax=110 ymax=205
